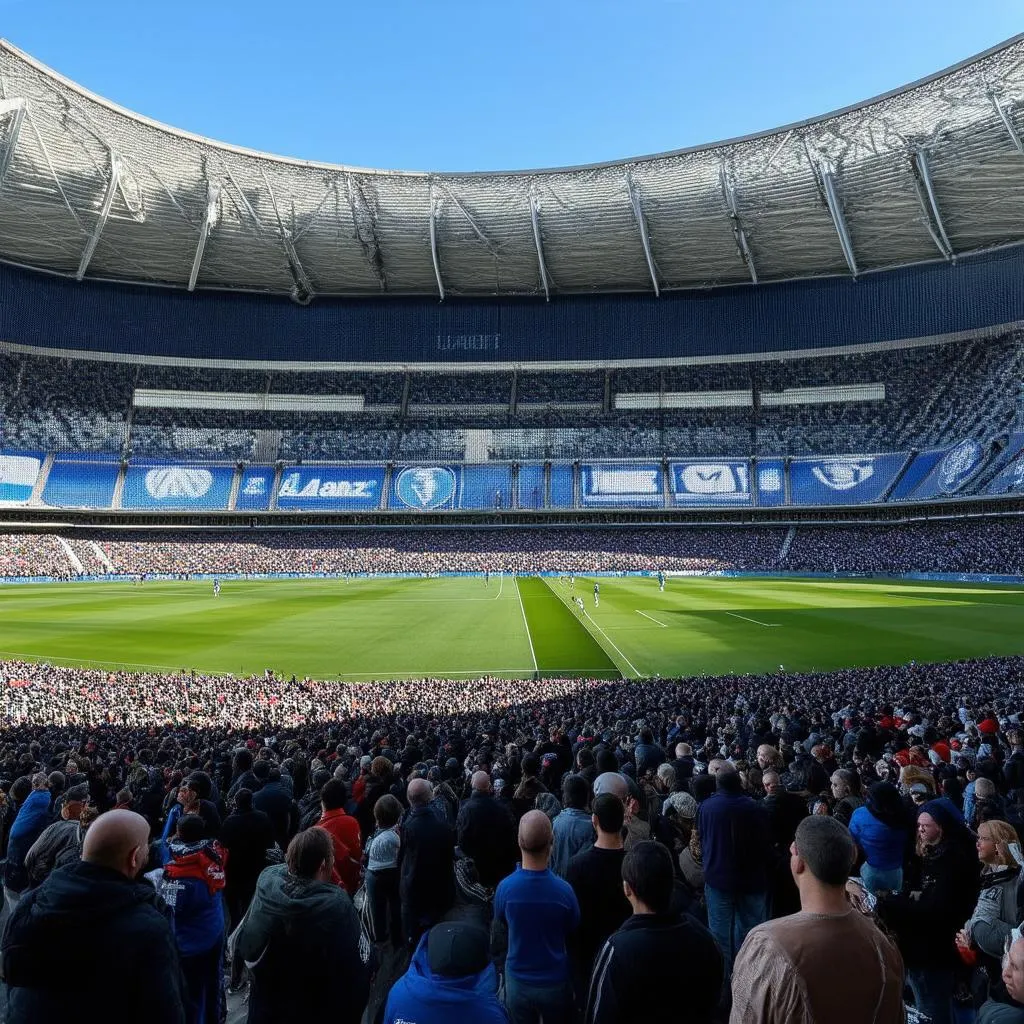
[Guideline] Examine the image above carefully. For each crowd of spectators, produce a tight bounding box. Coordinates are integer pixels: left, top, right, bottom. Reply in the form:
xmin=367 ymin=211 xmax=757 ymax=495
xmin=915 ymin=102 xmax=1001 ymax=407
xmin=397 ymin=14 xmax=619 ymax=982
xmin=5 ymin=332 xmax=1021 ymax=463
xmin=1 ymin=519 xmax=1023 ymax=578
xmin=0 ymin=652 xmax=1023 ymax=1022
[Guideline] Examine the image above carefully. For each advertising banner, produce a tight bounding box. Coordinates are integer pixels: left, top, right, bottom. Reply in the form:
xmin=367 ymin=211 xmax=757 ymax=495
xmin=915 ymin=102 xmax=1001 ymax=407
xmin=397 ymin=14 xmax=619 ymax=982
xmin=986 ymin=452 xmax=1024 ymax=495
xmin=790 ymin=453 xmax=906 ymax=505
xmin=121 ymin=462 xmax=235 ymax=510
xmin=236 ymin=467 xmax=275 ymax=511
xmin=907 ymin=438 xmax=991 ymax=500
xmin=0 ymin=451 xmax=43 ymax=504
xmin=549 ymin=464 xmax=575 ymax=508
xmin=580 ymin=463 xmax=664 ymax=507
xmin=517 ymin=464 xmax=546 ymax=509
xmin=755 ymin=459 xmax=787 ymax=507
xmin=388 ymin=465 xmax=461 ymax=510
xmin=461 ymin=465 xmax=512 ymax=509
xmin=42 ymin=458 xmax=119 ymax=508
xmin=670 ymin=460 xmax=751 ymax=505
xmin=277 ymin=464 xmax=385 ymax=510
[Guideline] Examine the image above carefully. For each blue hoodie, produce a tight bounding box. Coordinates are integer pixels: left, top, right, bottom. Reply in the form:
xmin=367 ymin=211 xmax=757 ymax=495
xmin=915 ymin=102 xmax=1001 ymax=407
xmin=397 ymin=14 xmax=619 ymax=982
xmin=5 ymin=790 xmax=53 ymax=892
xmin=382 ymin=932 xmax=509 ymax=1024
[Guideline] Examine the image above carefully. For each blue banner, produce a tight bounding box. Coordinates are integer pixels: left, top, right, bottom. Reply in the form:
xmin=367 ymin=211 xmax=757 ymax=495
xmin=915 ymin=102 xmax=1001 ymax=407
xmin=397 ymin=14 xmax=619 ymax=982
xmin=121 ymin=462 xmax=235 ymax=510
xmin=236 ymin=466 xmax=274 ymax=510
xmin=755 ymin=459 xmax=786 ymax=506
xmin=888 ymin=449 xmax=943 ymax=501
xmin=549 ymin=464 xmax=575 ymax=509
xmin=790 ymin=453 xmax=906 ymax=505
xmin=517 ymin=464 xmax=545 ymax=508
xmin=580 ymin=463 xmax=664 ymax=507
xmin=388 ymin=465 xmax=461 ymax=510
xmin=42 ymin=458 xmax=118 ymax=508
xmin=277 ymin=464 xmax=384 ymax=510
xmin=670 ymin=460 xmax=751 ymax=505
xmin=907 ymin=438 xmax=992 ymax=500
xmin=461 ymin=465 xmax=512 ymax=509
xmin=986 ymin=452 xmax=1024 ymax=495
xmin=0 ymin=450 xmax=43 ymax=504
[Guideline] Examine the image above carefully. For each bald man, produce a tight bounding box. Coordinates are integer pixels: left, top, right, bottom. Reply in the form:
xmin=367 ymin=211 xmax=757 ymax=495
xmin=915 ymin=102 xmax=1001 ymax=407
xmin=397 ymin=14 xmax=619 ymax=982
xmin=398 ymin=777 xmax=455 ymax=948
xmin=456 ymin=769 xmax=518 ymax=888
xmin=2 ymin=810 xmax=186 ymax=1024
xmin=495 ymin=810 xmax=580 ymax=1024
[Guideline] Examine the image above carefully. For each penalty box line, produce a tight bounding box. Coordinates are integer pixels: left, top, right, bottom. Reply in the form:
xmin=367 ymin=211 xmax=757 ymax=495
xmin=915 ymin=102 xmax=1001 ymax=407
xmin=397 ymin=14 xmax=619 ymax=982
xmin=725 ymin=611 xmax=780 ymax=627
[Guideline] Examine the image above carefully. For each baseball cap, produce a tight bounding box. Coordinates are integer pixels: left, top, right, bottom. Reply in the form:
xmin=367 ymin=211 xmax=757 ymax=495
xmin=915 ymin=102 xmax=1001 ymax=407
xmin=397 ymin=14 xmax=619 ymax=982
xmin=427 ymin=922 xmax=489 ymax=977
xmin=593 ymin=771 xmax=628 ymax=800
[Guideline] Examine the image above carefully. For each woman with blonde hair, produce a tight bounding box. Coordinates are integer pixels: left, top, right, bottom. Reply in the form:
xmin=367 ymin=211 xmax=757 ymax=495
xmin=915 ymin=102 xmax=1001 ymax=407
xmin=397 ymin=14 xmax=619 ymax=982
xmin=956 ymin=819 xmax=1023 ymax=974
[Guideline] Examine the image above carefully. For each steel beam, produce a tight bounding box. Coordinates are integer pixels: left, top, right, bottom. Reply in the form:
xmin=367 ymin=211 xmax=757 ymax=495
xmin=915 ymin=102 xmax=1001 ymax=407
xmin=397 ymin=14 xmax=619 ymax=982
xmin=262 ymin=168 xmax=316 ymax=301
xmin=428 ymin=193 xmax=445 ymax=300
xmin=530 ymin=193 xmax=551 ymax=301
xmin=913 ymin=151 xmax=950 ymax=264
xmin=345 ymin=173 xmax=387 ymax=290
xmin=819 ymin=165 xmax=859 ymax=277
xmin=990 ymin=91 xmax=1024 ymax=155
xmin=188 ymin=182 xmax=221 ymax=292
xmin=76 ymin=151 xmax=121 ymax=281
xmin=625 ymin=171 xmax=660 ymax=296
xmin=0 ymin=98 xmax=26 ymax=188
xmin=719 ymin=166 xmax=757 ymax=284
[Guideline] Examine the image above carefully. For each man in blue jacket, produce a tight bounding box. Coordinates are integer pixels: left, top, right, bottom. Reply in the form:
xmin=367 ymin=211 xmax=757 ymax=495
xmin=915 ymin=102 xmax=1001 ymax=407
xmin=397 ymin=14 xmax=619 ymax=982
xmin=383 ymin=921 xmax=508 ymax=1024
xmin=4 ymin=773 xmax=52 ymax=906
xmin=696 ymin=763 xmax=771 ymax=976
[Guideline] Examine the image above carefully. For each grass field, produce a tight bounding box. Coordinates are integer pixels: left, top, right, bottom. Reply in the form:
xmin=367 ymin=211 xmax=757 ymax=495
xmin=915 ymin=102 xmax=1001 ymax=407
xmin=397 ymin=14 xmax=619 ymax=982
xmin=1 ymin=575 xmax=1023 ymax=681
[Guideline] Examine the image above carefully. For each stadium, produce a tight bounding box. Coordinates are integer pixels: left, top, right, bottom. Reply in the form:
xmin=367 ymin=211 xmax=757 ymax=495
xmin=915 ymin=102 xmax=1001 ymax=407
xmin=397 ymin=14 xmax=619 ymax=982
xmin=1 ymin=24 xmax=1024 ymax=1024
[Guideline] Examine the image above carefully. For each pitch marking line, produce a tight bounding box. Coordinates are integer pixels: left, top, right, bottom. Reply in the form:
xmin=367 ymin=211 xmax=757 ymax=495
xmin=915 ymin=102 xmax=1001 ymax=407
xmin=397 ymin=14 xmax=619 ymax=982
xmin=635 ymin=609 xmax=668 ymax=628
xmin=725 ymin=611 xmax=780 ymax=627
xmin=581 ymin=608 xmax=642 ymax=678
xmin=514 ymin=577 xmax=540 ymax=675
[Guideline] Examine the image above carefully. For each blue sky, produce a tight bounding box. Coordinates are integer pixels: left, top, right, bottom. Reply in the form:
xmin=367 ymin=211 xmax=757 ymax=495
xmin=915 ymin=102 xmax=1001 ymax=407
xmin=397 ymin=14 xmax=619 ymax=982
xmin=3 ymin=0 xmax=1020 ymax=172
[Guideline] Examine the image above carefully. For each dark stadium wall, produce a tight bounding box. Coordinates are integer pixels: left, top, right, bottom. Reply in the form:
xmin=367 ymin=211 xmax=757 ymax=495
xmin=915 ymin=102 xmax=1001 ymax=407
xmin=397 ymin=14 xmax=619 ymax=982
xmin=1 ymin=244 xmax=1023 ymax=364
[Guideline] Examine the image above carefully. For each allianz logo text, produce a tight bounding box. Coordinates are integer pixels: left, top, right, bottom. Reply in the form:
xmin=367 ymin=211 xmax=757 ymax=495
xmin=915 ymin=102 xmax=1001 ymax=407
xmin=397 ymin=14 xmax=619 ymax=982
xmin=278 ymin=473 xmax=377 ymax=499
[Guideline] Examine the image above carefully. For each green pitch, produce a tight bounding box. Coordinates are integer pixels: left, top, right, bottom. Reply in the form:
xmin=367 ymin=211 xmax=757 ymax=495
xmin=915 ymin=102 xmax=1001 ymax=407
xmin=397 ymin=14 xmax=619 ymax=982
xmin=1 ymin=575 xmax=1023 ymax=681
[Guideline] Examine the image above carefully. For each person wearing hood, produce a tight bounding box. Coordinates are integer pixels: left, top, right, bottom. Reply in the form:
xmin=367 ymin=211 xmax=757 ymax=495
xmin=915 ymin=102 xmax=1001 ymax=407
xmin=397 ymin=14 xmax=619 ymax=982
xmin=155 ymin=814 xmax=227 ymax=1024
xmin=383 ymin=921 xmax=509 ymax=1024
xmin=956 ymin=819 xmax=1023 ymax=977
xmin=1 ymin=809 xmax=186 ymax=1023
xmin=849 ymin=782 xmax=912 ymax=894
xmin=876 ymin=798 xmax=979 ymax=1024
xmin=234 ymin=826 xmax=369 ymax=1024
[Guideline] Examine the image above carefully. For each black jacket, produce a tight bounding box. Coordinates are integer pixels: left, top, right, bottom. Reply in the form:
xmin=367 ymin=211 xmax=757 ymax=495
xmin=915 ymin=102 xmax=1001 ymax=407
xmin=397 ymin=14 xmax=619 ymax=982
xmin=585 ymin=911 xmax=723 ymax=1024
xmin=220 ymin=809 xmax=276 ymax=915
xmin=1 ymin=860 xmax=186 ymax=1024
xmin=456 ymin=791 xmax=519 ymax=888
xmin=252 ymin=781 xmax=296 ymax=851
xmin=399 ymin=805 xmax=454 ymax=921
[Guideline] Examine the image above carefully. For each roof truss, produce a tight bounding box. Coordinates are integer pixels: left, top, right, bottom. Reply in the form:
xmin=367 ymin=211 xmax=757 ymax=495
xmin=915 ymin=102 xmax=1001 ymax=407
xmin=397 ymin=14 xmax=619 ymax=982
xmin=0 ymin=97 xmax=26 ymax=188
xmin=819 ymin=165 xmax=859 ymax=277
xmin=530 ymin=192 xmax=551 ymax=300
xmin=911 ymin=149 xmax=955 ymax=261
xmin=720 ymin=166 xmax=758 ymax=284
xmin=188 ymin=181 xmax=221 ymax=292
xmin=428 ymin=190 xmax=445 ymax=300
xmin=75 ymin=150 xmax=121 ymax=280
xmin=625 ymin=170 xmax=660 ymax=296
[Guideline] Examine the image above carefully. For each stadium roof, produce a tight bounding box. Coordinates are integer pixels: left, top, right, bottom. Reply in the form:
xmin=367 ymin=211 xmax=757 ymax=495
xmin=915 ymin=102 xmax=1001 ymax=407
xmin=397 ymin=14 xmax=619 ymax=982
xmin=1 ymin=36 xmax=1024 ymax=302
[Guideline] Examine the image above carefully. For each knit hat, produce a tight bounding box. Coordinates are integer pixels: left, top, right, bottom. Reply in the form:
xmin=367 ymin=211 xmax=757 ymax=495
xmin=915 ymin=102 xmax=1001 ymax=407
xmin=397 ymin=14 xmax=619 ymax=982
xmin=919 ymin=798 xmax=961 ymax=836
xmin=428 ymin=922 xmax=489 ymax=978
xmin=664 ymin=791 xmax=697 ymax=820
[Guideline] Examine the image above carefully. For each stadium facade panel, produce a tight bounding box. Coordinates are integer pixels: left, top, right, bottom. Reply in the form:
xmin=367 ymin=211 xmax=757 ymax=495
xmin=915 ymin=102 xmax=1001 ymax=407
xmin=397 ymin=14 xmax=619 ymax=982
xmin=1 ymin=246 xmax=1023 ymax=365
xmin=0 ymin=37 xmax=1023 ymax=299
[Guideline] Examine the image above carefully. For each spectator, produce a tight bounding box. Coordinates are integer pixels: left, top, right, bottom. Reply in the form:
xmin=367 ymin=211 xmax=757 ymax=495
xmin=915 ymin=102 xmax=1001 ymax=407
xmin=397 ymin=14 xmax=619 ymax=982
xmin=761 ymin=769 xmax=807 ymax=918
xmin=494 ymin=810 xmax=580 ymax=1024
xmin=849 ymin=782 xmax=911 ymax=894
xmin=219 ymin=788 xmax=275 ymax=928
xmin=2 ymin=809 xmax=187 ymax=1023
xmin=978 ymin=935 xmax=1024 ymax=1023
xmin=365 ymin=793 xmax=403 ymax=945
xmin=252 ymin=766 xmax=295 ymax=853
xmin=157 ymin=814 xmax=227 ymax=1024
xmin=234 ymin=827 xmax=368 ymax=1024
xmin=317 ymin=777 xmax=362 ymax=894
xmin=566 ymin=793 xmax=631 ymax=993
xmin=162 ymin=773 xmax=221 ymax=863
xmin=399 ymin=778 xmax=455 ymax=948
xmin=877 ymin=799 xmax=979 ymax=1024
xmin=382 ymin=921 xmax=509 ymax=1024
xmin=730 ymin=816 xmax=904 ymax=1023
xmin=551 ymin=775 xmax=596 ymax=879
xmin=828 ymin=769 xmax=863 ymax=827
xmin=4 ymin=772 xmax=52 ymax=904
xmin=586 ymin=841 xmax=723 ymax=1024
xmin=456 ymin=770 xmax=519 ymax=888
xmin=633 ymin=728 xmax=666 ymax=777
xmin=697 ymin=763 xmax=771 ymax=974
xmin=956 ymin=819 xmax=1022 ymax=975
xmin=23 ymin=782 xmax=90 ymax=887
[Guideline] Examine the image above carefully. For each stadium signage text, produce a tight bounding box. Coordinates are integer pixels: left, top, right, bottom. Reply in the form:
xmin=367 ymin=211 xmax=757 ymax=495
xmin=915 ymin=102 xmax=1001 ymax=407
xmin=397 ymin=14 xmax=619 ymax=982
xmin=279 ymin=473 xmax=376 ymax=499
xmin=435 ymin=333 xmax=500 ymax=352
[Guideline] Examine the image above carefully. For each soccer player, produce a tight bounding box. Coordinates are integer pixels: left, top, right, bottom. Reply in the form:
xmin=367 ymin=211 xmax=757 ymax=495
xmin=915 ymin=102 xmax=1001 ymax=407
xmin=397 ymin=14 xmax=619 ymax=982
xmin=658 ymin=570 xmax=665 ymax=593
xmin=485 ymin=570 xmax=490 ymax=587
xmin=570 ymin=575 xmax=575 ymax=591
xmin=593 ymin=581 xmax=600 ymax=607
xmin=213 ymin=579 xmax=221 ymax=598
